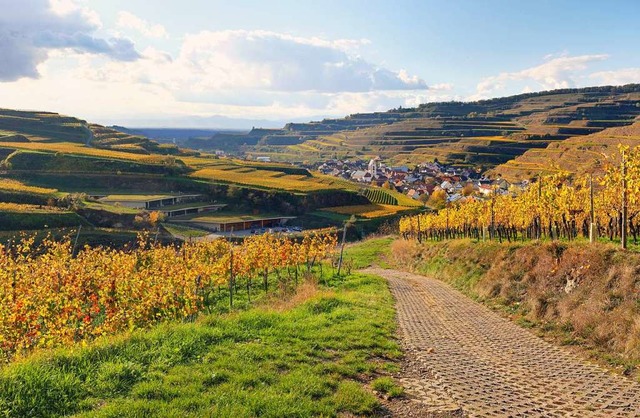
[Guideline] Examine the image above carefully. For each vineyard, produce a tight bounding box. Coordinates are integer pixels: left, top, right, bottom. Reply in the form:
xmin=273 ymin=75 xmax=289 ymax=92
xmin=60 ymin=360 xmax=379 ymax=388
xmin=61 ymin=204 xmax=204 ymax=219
xmin=0 ymin=178 xmax=57 ymax=196
xmin=361 ymin=188 xmax=397 ymax=205
xmin=0 ymin=232 xmax=337 ymax=362
xmin=400 ymin=145 xmax=640 ymax=245
xmin=191 ymin=165 xmax=359 ymax=193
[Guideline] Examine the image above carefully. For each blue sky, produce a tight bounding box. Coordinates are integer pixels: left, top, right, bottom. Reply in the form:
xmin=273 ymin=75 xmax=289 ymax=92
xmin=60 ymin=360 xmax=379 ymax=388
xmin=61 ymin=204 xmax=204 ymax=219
xmin=1 ymin=0 xmax=639 ymax=127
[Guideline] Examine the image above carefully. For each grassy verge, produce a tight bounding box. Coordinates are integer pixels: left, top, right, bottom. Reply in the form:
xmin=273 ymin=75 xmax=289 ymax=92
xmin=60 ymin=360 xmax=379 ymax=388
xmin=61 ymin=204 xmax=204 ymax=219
xmin=343 ymin=236 xmax=395 ymax=269
xmin=0 ymin=242 xmax=400 ymax=417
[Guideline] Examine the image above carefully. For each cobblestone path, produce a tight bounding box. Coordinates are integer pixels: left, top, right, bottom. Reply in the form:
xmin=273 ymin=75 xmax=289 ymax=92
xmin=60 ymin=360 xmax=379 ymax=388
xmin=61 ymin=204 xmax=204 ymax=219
xmin=364 ymin=268 xmax=640 ymax=417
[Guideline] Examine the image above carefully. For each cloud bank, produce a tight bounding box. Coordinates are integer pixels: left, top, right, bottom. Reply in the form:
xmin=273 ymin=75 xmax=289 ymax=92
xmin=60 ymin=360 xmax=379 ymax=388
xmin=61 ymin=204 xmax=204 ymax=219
xmin=0 ymin=1 xmax=447 ymax=123
xmin=0 ymin=0 xmax=139 ymax=82
xmin=470 ymin=54 xmax=611 ymax=100
xmin=168 ymin=30 xmax=428 ymax=94
xmin=116 ymin=11 xmax=168 ymax=39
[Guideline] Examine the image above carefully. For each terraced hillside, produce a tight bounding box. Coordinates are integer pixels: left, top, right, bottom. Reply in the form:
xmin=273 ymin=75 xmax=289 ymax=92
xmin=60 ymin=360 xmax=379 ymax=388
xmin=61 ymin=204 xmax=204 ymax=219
xmin=0 ymin=109 xmax=89 ymax=143
xmin=89 ymin=124 xmax=189 ymax=155
xmin=203 ymin=84 xmax=640 ymax=167
xmin=0 ymin=109 xmax=192 ymax=155
xmin=492 ymin=121 xmax=640 ymax=181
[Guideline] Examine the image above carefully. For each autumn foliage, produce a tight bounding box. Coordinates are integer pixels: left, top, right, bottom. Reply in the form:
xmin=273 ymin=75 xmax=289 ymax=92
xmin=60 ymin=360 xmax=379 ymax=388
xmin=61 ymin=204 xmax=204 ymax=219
xmin=400 ymin=145 xmax=640 ymax=243
xmin=0 ymin=231 xmax=337 ymax=362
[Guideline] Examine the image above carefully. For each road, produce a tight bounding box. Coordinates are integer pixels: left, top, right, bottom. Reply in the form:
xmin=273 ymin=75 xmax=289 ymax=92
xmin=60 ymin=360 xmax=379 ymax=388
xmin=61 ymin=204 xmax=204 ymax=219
xmin=364 ymin=267 xmax=640 ymax=417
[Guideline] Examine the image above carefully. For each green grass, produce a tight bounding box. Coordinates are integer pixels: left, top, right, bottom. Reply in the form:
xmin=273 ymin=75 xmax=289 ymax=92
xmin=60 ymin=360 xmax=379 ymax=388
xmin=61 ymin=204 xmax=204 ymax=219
xmin=99 ymin=194 xmax=176 ymax=202
xmin=0 ymin=210 xmax=90 ymax=231
xmin=0 ymin=244 xmax=400 ymax=417
xmin=309 ymin=210 xmax=351 ymax=222
xmin=371 ymin=376 xmax=404 ymax=398
xmin=342 ymin=236 xmax=394 ymax=269
xmin=81 ymin=201 xmax=141 ymax=215
xmin=162 ymin=223 xmax=210 ymax=238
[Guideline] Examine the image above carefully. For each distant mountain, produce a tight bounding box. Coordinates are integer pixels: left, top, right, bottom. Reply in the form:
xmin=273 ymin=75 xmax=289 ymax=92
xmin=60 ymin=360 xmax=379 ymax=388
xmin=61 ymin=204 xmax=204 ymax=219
xmin=110 ymin=127 xmax=248 ymax=143
xmin=101 ymin=114 xmax=316 ymax=130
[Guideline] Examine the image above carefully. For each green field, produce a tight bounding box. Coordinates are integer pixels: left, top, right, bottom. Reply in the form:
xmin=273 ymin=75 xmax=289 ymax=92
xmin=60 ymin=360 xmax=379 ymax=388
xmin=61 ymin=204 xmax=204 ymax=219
xmin=173 ymin=212 xmax=289 ymax=223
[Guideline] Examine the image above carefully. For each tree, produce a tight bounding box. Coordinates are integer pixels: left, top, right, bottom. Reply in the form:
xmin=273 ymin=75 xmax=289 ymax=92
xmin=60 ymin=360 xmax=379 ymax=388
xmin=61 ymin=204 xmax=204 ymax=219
xmin=381 ymin=181 xmax=395 ymax=190
xmin=427 ymin=189 xmax=447 ymax=210
xmin=462 ymin=183 xmax=476 ymax=196
xmin=148 ymin=211 xmax=165 ymax=226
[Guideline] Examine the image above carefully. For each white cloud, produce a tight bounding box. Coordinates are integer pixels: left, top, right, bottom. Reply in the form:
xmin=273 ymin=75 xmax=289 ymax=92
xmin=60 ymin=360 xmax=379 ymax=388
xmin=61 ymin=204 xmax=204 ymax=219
xmin=0 ymin=10 xmax=440 ymax=123
xmin=470 ymin=54 xmax=609 ymax=100
xmin=116 ymin=11 xmax=168 ymax=39
xmin=44 ymin=29 xmax=434 ymax=121
xmin=49 ymin=0 xmax=101 ymax=27
xmin=430 ymin=83 xmax=454 ymax=91
xmin=171 ymin=30 xmax=427 ymax=93
xmin=589 ymin=68 xmax=640 ymax=86
xmin=0 ymin=0 xmax=140 ymax=82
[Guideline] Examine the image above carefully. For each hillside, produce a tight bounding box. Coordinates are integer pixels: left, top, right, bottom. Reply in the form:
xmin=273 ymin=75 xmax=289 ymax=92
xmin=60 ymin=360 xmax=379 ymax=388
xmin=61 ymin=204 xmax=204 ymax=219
xmin=189 ymin=85 xmax=640 ymax=167
xmin=0 ymin=109 xmax=422 ymax=241
xmin=492 ymin=121 xmax=640 ymax=181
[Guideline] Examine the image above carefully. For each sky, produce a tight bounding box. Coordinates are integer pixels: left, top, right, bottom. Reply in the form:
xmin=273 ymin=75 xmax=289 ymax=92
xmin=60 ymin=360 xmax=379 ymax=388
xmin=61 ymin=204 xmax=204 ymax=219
xmin=1 ymin=0 xmax=640 ymax=128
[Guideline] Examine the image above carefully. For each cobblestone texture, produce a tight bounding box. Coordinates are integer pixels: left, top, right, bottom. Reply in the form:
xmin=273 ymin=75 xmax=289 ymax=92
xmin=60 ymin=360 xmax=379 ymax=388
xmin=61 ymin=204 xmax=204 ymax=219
xmin=364 ymin=268 xmax=640 ymax=417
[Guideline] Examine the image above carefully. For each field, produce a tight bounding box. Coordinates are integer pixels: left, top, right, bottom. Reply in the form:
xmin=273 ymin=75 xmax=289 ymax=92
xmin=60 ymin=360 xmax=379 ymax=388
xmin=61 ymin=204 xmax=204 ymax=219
xmin=320 ymin=204 xmax=413 ymax=218
xmin=0 ymin=178 xmax=58 ymax=195
xmin=0 ymin=142 xmax=170 ymax=164
xmin=359 ymin=187 xmax=422 ymax=207
xmin=172 ymin=212 xmax=288 ymax=224
xmin=0 ymin=137 xmax=373 ymax=203
xmin=0 ymin=203 xmax=88 ymax=230
xmin=0 ymin=202 xmax=67 ymax=213
xmin=161 ymin=223 xmax=210 ymax=238
xmin=191 ymin=164 xmax=358 ymax=193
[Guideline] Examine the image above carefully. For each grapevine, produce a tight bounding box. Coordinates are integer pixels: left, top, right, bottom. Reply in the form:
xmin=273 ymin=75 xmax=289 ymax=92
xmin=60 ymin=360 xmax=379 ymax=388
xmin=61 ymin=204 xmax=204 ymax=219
xmin=400 ymin=145 xmax=640 ymax=244
xmin=0 ymin=231 xmax=337 ymax=362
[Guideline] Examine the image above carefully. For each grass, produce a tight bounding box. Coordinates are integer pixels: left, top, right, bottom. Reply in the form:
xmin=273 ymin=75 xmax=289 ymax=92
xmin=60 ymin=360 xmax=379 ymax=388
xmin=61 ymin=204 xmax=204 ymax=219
xmin=320 ymin=204 xmax=412 ymax=219
xmin=99 ymin=194 xmax=177 ymax=202
xmin=0 ymin=202 xmax=68 ymax=213
xmin=371 ymin=377 xmax=404 ymax=398
xmin=191 ymin=167 xmax=347 ymax=193
xmin=162 ymin=223 xmax=210 ymax=238
xmin=342 ymin=236 xmax=394 ymax=269
xmin=0 ymin=143 xmax=166 ymax=164
xmin=0 ymin=240 xmax=400 ymax=417
xmin=80 ymin=201 xmax=141 ymax=215
xmin=0 ymin=209 xmax=89 ymax=231
xmin=173 ymin=212 xmax=291 ymax=223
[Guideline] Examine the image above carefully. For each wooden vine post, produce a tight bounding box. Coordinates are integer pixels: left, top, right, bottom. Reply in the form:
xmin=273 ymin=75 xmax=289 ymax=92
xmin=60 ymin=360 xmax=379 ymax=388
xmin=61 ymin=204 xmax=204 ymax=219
xmin=337 ymin=216 xmax=355 ymax=276
xmin=589 ymin=173 xmax=596 ymax=244
xmin=622 ymin=151 xmax=628 ymax=250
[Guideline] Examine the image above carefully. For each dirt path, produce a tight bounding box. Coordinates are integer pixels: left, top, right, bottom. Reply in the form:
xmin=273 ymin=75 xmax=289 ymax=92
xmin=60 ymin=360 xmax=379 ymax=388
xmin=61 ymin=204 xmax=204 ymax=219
xmin=364 ymin=267 xmax=640 ymax=417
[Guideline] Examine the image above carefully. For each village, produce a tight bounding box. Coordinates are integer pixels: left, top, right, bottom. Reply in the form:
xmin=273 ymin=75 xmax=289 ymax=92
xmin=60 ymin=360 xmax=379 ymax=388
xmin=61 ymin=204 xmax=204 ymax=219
xmin=312 ymin=157 xmax=526 ymax=206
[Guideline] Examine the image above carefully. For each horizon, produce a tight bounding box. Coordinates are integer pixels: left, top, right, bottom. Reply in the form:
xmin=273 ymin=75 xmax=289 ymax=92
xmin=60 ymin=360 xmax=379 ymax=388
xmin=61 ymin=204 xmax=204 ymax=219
xmin=1 ymin=0 xmax=640 ymax=128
